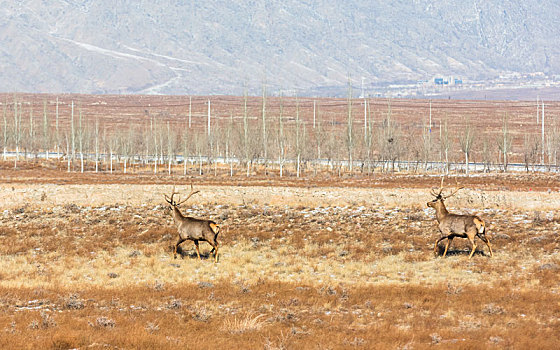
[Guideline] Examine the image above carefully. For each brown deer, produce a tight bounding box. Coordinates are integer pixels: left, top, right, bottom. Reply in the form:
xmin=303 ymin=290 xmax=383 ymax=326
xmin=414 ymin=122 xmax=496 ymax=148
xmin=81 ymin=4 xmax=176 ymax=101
xmin=427 ymin=178 xmax=493 ymax=259
xmin=164 ymin=185 xmax=220 ymax=263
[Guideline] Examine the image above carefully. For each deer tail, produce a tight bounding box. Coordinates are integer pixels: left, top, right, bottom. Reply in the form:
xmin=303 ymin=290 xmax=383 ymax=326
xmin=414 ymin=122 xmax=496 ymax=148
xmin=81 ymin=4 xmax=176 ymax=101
xmin=209 ymin=222 xmax=220 ymax=237
xmin=474 ymin=217 xmax=485 ymax=234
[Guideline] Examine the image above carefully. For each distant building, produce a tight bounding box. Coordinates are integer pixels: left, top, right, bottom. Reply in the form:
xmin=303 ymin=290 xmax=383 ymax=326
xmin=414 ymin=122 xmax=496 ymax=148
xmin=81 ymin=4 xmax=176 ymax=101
xmin=434 ymin=76 xmax=463 ymax=85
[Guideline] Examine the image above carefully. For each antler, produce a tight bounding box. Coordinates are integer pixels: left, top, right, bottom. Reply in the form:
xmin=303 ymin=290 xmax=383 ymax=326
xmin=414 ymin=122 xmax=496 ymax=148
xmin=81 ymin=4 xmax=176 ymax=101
xmin=164 ymin=185 xmax=180 ymax=206
xmin=175 ymin=184 xmax=200 ymax=206
xmin=430 ymin=177 xmax=445 ymax=198
xmin=442 ymin=185 xmax=464 ymax=200
xmin=430 ymin=177 xmax=464 ymax=199
xmin=164 ymin=184 xmax=200 ymax=207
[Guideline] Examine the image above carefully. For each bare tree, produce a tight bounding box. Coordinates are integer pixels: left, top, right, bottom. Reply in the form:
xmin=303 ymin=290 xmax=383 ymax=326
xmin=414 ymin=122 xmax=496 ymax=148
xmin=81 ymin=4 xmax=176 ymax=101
xmin=497 ymin=113 xmax=513 ymax=172
xmin=2 ymin=101 xmax=7 ymax=160
xmin=314 ymin=103 xmax=327 ymax=175
xmin=439 ymin=115 xmax=451 ymax=175
xmin=523 ymin=133 xmax=540 ymax=172
xmin=78 ymin=107 xmax=85 ymax=173
xmin=167 ymin=121 xmax=173 ymax=175
xmin=243 ymin=90 xmax=251 ymax=177
xmin=94 ymin=118 xmax=100 ymax=172
xmin=42 ymin=100 xmax=50 ymax=160
xmin=547 ymin=120 xmax=560 ymax=170
xmin=194 ymin=130 xmax=207 ymax=176
xmin=55 ymin=97 xmax=60 ymax=159
xmin=363 ymin=102 xmax=375 ymax=174
xmin=25 ymin=104 xmax=34 ymax=160
xmin=421 ymin=117 xmax=433 ymax=171
xmin=225 ymin=112 xmax=235 ymax=177
xmin=151 ymin=115 xmax=159 ymax=174
xmin=276 ymin=97 xmax=287 ymax=177
xmin=261 ymin=83 xmax=268 ymax=173
xmin=346 ymin=82 xmax=355 ymax=173
xmin=377 ymin=102 xmax=401 ymax=172
xmin=295 ymin=98 xmax=303 ymax=177
xmin=182 ymin=116 xmax=191 ymax=176
xmin=480 ymin=132 xmax=494 ymax=173
xmin=459 ymin=117 xmax=475 ymax=176
xmin=121 ymin=125 xmax=135 ymax=174
xmin=71 ymin=100 xmax=75 ymax=164
xmin=13 ymin=99 xmax=22 ymax=168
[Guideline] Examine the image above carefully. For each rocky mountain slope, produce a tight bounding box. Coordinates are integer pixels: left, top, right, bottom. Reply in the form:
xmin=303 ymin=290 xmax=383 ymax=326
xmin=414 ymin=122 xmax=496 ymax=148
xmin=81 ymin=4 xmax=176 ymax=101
xmin=1 ymin=0 xmax=559 ymax=96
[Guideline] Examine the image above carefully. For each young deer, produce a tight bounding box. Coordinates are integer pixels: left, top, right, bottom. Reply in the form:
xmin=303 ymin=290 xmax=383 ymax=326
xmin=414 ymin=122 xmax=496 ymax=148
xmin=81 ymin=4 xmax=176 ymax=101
xmin=427 ymin=178 xmax=493 ymax=259
xmin=164 ymin=185 xmax=220 ymax=263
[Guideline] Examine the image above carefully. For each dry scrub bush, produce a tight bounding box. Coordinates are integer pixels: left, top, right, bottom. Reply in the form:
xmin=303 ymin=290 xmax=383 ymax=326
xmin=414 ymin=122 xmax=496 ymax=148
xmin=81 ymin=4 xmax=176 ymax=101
xmin=91 ymin=316 xmax=115 ymax=329
xmin=221 ymin=312 xmax=267 ymax=334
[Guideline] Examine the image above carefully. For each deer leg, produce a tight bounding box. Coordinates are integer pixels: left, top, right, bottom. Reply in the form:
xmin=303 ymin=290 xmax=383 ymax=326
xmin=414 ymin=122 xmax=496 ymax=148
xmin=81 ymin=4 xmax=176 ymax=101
xmin=174 ymin=238 xmax=185 ymax=259
xmin=467 ymin=235 xmax=477 ymax=259
xmin=478 ymin=234 xmax=494 ymax=257
xmin=434 ymin=236 xmax=449 ymax=256
xmin=193 ymin=240 xmax=201 ymax=260
xmin=442 ymin=236 xmax=454 ymax=257
xmin=213 ymin=243 xmax=219 ymax=263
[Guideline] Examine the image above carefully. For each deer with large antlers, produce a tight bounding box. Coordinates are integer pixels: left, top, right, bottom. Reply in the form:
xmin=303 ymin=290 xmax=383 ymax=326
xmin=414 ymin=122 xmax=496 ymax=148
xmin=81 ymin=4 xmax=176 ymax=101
xmin=164 ymin=185 xmax=220 ymax=263
xmin=427 ymin=177 xmax=493 ymax=259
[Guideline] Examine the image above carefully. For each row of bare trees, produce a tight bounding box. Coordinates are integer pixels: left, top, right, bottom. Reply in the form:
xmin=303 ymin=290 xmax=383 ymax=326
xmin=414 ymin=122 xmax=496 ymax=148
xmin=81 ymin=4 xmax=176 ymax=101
xmin=1 ymin=95 xmax=559 ymax=176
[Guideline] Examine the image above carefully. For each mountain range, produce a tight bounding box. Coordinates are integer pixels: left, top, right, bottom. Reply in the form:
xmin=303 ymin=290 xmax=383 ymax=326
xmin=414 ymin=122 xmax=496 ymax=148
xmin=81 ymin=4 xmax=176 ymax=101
xmin=1 ymin=0 xmax=559 ymax=97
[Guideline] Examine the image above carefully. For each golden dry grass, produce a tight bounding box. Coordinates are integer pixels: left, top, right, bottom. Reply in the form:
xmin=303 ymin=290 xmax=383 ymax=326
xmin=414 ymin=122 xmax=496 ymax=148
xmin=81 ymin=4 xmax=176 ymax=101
xmin=0 ymin=177 xmax=559 ymax=349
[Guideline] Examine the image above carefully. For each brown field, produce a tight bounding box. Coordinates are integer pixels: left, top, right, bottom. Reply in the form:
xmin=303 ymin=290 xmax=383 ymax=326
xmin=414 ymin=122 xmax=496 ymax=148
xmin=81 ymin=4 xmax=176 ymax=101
xmin=1 ymin=163 xmax=559 ymax=349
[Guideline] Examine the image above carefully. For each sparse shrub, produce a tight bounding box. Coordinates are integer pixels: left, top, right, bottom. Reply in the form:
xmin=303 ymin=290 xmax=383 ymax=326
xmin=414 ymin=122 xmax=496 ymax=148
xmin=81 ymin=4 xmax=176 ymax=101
xmin=407 ymin=211 xmax=424 ymax=221
xmin=489 ymin=336 xmax=504 ymax=344
xmin=190 ymin=305 xmax=212 ymax=322
xmin=198 ymin=281 xmax=214 ymax=289
xmin=94 ymin=316 xmax=115 ymax=328
xmin=317 ymin=285 xmax=337 ymax=296
xmin=166 ymin=299 xmax=182 ymax=310
xmin=344 ymin=337 xmax=366 ymax=347
xmin=538 ymin=263 xmax=560 ymax=271
xmin=4 ymin=321 xmax=16 ymax=334
xmin=530 ymin=235 xmax=547 ymax=243
xmin=483 ymin=303 xmax=505 ymax=315
xmin=49 ymin=336 xmax=77 ymax=350
xmin=153 ymin=280 xmax=165 ymax=291
xmin=264 ymin=330 xmax=293 ymax=350
xmin=128 ymin=250 xmax=142 ymax=258
xmin=221 ymin=312 xmax=266 ymax=334
xmin=339 ymin=288 xmax=349 ymax=302
xmin=234 ymin=279 xmax=251 ymax=293
xmin=446 ymin=283 xmax=463 ymax=295
xmin=13 ymin=206 xmax=26 ymax=214
xmin=145 ymin=321 xmax=160 ymax=333
xmin=40 ymin=310 xmax=56 ymax=328
xmin=430 ymin=333 xmax=442 ymax=344
xmin=63 ymin=294 xmax=84 ymax=310
xmin=63 ymin=203 xmax=80 ymax=213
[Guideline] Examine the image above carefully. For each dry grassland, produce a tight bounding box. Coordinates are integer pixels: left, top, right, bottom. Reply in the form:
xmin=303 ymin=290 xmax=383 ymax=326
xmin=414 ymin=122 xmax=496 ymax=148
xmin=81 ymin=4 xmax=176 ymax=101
xmin=0 ymin=173 xmax=559 ymax=349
